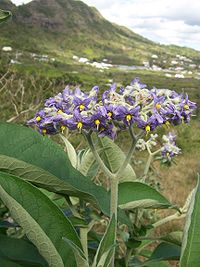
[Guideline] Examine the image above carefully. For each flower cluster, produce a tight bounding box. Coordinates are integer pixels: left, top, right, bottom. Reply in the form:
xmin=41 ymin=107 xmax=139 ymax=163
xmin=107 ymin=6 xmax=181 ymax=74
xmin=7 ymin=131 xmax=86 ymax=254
xmin=161 ymin=132 xmax=181 ymax=161
xmin=136 ymin=132 xmax=181 ymax=161
xmin=28 ymin=78 xmax=196 ymax=139
xmin=136 ymin=134 xmax=158 ymax=151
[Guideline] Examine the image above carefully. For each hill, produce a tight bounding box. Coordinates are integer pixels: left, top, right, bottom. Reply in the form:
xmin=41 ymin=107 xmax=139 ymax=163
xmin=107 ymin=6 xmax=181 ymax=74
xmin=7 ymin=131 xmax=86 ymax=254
xmin=0 ymin=0 xmax=199 ymax=66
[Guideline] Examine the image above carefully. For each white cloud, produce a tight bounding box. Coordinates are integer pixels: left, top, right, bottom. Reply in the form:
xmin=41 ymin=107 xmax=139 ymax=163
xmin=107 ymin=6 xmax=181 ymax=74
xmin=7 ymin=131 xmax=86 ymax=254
xmin=82 ymin=0 xmax=200 ymax=50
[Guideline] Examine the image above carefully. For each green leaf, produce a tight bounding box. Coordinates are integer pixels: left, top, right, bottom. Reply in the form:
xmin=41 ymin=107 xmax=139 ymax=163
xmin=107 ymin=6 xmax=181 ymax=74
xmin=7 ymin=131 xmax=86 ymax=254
xmin=97 ymin=245 xmax=115 ymax=267
xmin=0 ymin=122 xmax=110 ymax=215
xmin=148 ymin=242 xmax=181 ymax=262
xmin=118 ymin=182 xmax=171 ymax=209
xmin=180 ymin=176 xmax=200 ymax=266
xmin=0 ymin=172 xmax=83 ymax=267
xmin=160 ymin=231 xmax=182 ymax=246
xmin=92 ymin=215 xmax=116 ymax=267
xmin=0 ymin=234 xmax=47 ymax=267
xmin=97 ymin=137 xmax=136 ymax=182
xmin=59 ymin=134 xmax=78 ymax=168
xmin=0 ymin=9 xmax=11 ymax=23
xmin=63 ymin=238 xmax=89 ymax=267
xmin=78 ymin=148 xmax=99 ymax=179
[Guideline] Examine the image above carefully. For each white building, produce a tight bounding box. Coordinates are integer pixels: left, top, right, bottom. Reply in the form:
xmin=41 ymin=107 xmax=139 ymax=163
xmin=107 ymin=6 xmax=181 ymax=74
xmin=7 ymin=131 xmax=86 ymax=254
xmin=175 ymin=74 xmax=184 ymax=78
xmin=2 ymin=46 xmax=12 ymax=52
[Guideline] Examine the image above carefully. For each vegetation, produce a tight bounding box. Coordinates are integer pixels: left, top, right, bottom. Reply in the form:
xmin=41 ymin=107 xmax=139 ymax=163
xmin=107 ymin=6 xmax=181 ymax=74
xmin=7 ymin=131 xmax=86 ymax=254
xmin=0 ymin=1 xmax=200 ymax=267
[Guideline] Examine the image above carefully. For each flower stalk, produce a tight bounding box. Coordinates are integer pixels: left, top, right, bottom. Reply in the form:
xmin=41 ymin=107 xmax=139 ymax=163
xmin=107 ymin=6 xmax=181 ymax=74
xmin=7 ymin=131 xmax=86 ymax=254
xmin=80 ymin=227 xmax=89 ymax=262
xmin=84 ymin=127 xmax=140 ymax=267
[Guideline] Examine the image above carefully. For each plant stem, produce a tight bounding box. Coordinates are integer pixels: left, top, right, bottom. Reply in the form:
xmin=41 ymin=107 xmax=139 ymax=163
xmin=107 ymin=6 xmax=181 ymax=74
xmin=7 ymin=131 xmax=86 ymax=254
xmin=110 ymin=179 xmax=118 ymax=267
xmin=115 ymin=127 xmax=142 ymax=178
xmin=143 ymin=153 xmax=153 ymax=178
xmin=84 ymin=132 xmax=114 ymax=178
xmin=80 ymin=227 xmax=89 ymax=262
xmin=110 ymin=178 xmax=119 ymax=219
xmin=84 ymin=129 xmax=141 ymax=267
xmin=143 ymin=145 xmax=161 ymax=179
xmin=153 ymin=212 xmax=186 ymax=228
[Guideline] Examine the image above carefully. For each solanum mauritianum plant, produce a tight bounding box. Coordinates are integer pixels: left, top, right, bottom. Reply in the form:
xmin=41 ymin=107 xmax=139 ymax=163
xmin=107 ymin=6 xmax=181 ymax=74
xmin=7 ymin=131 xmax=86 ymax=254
xmin=0 ymin=76 xmax=199 ymax=267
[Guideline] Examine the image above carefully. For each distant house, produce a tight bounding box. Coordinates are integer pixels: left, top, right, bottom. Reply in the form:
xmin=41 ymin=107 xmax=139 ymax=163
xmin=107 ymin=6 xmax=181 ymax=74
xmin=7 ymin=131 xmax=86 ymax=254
xmin=171 ymin=60 xmax=178 ymax=65
xmin=175 ymin=74 xmax=184 ymax=78
xmin=73 ymin=55 xmax=79 ymax=60
xmin=10 ymin=59 xmax=21 ymax=64
xmin=79 ymin=57 xmax=89 ymax=63
xmin=2 ymin=46 xmax=12 ymax=52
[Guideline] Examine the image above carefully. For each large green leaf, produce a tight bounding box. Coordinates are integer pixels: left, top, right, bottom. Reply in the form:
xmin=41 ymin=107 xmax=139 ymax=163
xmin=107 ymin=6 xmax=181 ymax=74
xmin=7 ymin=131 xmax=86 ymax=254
xmin=0 ymin=122 xmax=110 ymax=215
xmin=0 ymin=172 xmax=83 ymax=267
xmin=63 ymin=238 xmax=89 ymax=267
xmin=92 ymin=215 xmax=116 ymax=267
xmin=0 ymin=154 xmax=103 ymax=208
xmin=160 ymin=231 xmax=182 ymax=247
xmin=78 ymin=148 xmax=99 ymax=178
xmin=97 ymin=137 xmax=136 ymax=182
xmin=180 ymin=177 xmax=200 ymax=266
xmin=0 ymin=9 xmax=11 ymax=23
xmin=118 ymin=182 xmax=171 ymax=209
xmin=148 ymin=242 xmax=181 ymax=262
xmin=59 ymin=134 xmax=78 ymax=168
xmin=0 ymin=234 xmax=47 ymax=267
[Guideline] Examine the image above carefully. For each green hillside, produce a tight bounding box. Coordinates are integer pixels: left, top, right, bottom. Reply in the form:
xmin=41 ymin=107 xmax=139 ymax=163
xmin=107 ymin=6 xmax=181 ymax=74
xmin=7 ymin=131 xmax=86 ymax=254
xmin=0 ymin=0 xmax=199 ymax=66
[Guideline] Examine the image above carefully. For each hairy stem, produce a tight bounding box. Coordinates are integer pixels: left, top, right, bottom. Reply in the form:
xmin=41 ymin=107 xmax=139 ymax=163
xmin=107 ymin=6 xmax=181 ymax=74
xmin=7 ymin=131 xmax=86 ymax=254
xmin=109 ymin=178 xmax=119 ymax=267
xmin=115 ymin=127 xmax=142 ymax=178
xmin=80 ymin=227 xmax=89 ymax=262
xmin=153 ymin=212 xmax=186 ymax=228
xmin=143 ymin=153 xmax=153 ymax=177
xmin=115 ymin=138 xmax=136 ymax=178
xmin=84 ymin=132 xmax=114 ymax=178
xmin=84 ymin=129 xmax=141 ymax=267
xmin=143 ymin=145 xmax=161 ymax=179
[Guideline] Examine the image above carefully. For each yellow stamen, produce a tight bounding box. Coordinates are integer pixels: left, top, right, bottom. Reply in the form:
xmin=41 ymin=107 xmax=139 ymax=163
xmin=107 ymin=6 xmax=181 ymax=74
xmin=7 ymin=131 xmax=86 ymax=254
xmin=61 ymin=125 xmax=66 ymax=132
xmin=77 ymin=122 xmax=83 ymax=130
xmin=145 ymin=125 xmax=151 ymax=133
xmin=57 ymin=110 xmax=63 ymax=114
xmin=156 ymin=103 xmax=161 ymax=109
xmin=108 ymin=111 xmax=112 ymax=117
xmin=79 ymin=104 xmax=85 ymax=111
xmin=95 ymin=119 xmax=100 ymax=125
xmin=42 ymin=129 xmax=47 ymax=134
xmin=36 ymin=116 xmax=41 ymax=121
xmin=126 ymin=114 xmax=132 ymax=122
xmin=165 ymin=121 xmax=170 ymax=127
xmin=184 ymin=104 xmax=189 ymax=110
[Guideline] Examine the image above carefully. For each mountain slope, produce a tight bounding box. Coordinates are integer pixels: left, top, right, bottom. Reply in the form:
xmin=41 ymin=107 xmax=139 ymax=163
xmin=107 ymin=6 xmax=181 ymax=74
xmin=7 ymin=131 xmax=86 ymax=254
xmin=0 ymin=0 xmax=199 ymax=65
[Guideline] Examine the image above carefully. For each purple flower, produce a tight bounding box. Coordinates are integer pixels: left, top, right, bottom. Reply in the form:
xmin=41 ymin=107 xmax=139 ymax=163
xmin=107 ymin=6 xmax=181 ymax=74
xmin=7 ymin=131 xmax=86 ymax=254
xmin=137 ymin=115 xmax=161 ymax=132
xmin=27 ymin=110 xmax=46 ymax=125
xmin=90 ymin=107 xmax=107 ymax=131
xmin=102 ymin=83 xmax=117 ymax=103
xmin=98 ymin=123 xmax=117 ymax=140
xmin=161 ymin=132 xmax=181 ymax=161
xmin=27 ymin=78 xmax=196 ymax=139
xmin=115 ymin=105 xmax=140 ymax=126
xmin=73 ymin=96 xmax=92 ymax=112
xmin=64 ymin=110 xmax=91 ymax=131
xmin=130 ymin=77 xmax=146 ymax=89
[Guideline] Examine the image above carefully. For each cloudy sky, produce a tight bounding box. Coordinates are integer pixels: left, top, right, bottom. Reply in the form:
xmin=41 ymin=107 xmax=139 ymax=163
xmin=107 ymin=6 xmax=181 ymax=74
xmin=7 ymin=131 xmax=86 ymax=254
xmin=11 ymin=0 xmax=200 ymax=51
